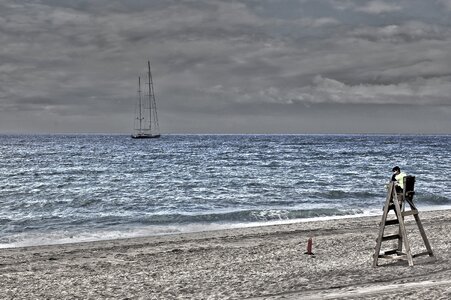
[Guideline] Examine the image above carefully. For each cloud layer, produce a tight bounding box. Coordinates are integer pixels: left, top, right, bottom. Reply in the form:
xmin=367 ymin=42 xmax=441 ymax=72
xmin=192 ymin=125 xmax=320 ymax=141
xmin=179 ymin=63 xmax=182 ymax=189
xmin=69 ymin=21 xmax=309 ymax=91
xmin=1 ymin=0 xmax=450 ymax=133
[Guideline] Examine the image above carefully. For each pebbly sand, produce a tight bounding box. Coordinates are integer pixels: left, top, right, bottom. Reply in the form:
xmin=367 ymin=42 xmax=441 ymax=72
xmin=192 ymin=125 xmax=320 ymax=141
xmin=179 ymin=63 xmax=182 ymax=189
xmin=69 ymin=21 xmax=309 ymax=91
xmin=1 ymin=209 xmax=451 ymax=299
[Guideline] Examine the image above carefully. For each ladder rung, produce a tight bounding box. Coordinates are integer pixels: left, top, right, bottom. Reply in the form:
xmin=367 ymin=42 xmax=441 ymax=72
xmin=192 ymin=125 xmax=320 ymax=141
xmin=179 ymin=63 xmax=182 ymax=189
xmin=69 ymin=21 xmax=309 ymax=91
xmin=382 ymin=249 xmax=402 ymax=255
xmin=378 ymin=254 xmax=407 ymax=260
xmin=382 ymin=234 xmax=400 ymax=241
xmin=384 ymin=219 xmax=399 ymax=225
xmin=412 ymin=251 xmax=433 ymax=258
xmin=402 ymin=210 xmax=418 ymax=216
xmin=382 ymin=249 xmax=398 ymax=255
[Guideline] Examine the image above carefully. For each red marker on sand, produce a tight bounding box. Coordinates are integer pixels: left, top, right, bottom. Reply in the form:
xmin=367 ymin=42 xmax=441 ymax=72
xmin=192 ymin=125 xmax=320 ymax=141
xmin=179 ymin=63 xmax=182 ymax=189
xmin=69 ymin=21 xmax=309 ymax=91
xmin=305 ymin=237 xmax=314 ymax=255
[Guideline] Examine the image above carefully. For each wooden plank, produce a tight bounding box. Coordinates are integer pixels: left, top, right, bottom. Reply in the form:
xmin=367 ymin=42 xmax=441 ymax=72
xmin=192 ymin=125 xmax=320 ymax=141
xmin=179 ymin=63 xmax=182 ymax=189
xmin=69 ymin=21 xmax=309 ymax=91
xmin=385 ymin=219 xmax=399 ymax=225
xmin=402 ymin=210 xmax=419 ymax=217
xmin=378 ymin=254 xmax=407 ymax=260
xmin=373 ymin=183 xmax=396 ymax=267
xmin=382 ymin=234 xmax=400 ymax=241
xmin=412 ymin=251 xmax=432 ymax=258
xmin=405 ymin=198 xmax=417 ymax=210
xmin=393 ymin=192 xmax=414 ymax=266
xmin=413 ymin=214 xmax=435 ymax=257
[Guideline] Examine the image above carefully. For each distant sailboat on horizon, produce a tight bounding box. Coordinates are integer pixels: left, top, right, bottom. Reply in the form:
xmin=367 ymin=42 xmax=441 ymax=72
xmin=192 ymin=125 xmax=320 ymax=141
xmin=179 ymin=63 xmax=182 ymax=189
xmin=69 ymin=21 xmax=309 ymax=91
xmin=132 ymin=60 xmax=161 ymax=139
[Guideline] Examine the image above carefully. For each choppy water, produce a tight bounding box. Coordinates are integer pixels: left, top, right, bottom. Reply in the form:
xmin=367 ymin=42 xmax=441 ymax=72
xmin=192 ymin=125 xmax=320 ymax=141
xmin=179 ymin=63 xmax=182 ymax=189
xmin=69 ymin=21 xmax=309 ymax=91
xmin=1 ymin=134 xmax=450 ymax=248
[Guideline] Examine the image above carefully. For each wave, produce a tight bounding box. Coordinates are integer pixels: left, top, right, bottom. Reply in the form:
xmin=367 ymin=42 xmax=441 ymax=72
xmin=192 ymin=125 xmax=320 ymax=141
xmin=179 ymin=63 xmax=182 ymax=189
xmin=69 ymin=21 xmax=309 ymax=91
xmin=415 ymin=193 xmax=450 ymax=205
xmin=133 ymin=207 xmax=364 ymax=225
xmin=0 ymin=207 xmax=364 ymax=235
xmin=312 ymin=190 xmax=380 ymax=200
xmin=0 ymin=218 xmax=12 ymax=226
xmin=0 ymin=208 xmax=367 ymax=249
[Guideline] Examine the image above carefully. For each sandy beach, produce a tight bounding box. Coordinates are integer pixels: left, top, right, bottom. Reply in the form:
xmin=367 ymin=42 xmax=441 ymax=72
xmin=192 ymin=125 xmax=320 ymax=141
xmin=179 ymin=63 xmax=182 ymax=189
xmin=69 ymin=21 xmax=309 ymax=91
xmin=1 ymin=209 xmax=451 ymax=299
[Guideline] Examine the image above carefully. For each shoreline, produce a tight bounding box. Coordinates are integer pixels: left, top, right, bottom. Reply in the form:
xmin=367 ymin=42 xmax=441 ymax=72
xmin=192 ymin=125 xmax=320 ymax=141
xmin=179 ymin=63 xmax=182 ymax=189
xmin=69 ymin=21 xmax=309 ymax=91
xmin=3 ymin=205 xmax=451 ymax=250
xmin=1 ymin=209 xmax=451 ymax=299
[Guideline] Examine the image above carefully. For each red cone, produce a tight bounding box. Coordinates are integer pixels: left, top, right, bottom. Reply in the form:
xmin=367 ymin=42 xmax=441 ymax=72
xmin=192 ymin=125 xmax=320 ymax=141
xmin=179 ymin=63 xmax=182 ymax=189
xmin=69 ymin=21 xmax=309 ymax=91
xmin=305 ymin=237 xmax=314 ymax=255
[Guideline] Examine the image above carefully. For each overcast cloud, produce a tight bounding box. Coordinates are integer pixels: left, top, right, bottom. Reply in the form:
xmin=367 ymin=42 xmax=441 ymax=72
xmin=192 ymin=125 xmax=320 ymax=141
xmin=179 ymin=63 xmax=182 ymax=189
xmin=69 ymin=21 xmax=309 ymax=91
xmin=1 ymin=0 xmax=450 ymax=134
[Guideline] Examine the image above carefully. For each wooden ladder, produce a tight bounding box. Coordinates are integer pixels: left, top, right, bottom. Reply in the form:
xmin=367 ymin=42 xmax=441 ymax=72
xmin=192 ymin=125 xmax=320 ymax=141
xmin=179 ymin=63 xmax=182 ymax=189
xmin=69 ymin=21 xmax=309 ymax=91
xmin=373 ymin=176 xmax=434 ymax=267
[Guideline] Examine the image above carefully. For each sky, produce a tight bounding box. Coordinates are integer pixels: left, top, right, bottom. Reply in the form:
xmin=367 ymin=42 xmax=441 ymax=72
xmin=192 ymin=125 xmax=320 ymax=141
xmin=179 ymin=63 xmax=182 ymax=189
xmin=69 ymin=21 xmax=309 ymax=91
xmin=1 ymin=0 xmax=451 ymax=134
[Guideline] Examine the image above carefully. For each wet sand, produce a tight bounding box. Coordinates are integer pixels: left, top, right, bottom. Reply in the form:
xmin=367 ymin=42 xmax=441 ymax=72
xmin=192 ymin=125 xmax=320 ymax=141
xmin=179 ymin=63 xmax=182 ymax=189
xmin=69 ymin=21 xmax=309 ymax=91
xmin=1 ymin=209 xmax=451 ymax=299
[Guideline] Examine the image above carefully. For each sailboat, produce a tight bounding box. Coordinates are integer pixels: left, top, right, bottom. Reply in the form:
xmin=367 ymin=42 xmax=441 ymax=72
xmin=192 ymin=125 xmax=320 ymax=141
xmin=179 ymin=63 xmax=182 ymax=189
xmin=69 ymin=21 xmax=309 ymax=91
xmin=132 ymin=60 xmax=161 ymax=139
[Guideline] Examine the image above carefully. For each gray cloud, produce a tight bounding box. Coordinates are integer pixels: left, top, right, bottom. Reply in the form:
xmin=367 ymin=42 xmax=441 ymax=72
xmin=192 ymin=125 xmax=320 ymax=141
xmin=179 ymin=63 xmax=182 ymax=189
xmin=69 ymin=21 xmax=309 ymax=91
xmin=355 ymin=1 xmax=402 ymax=15
xmin=349 ymin=22 xmax=451 ymax=43
xmin=439 ymin=0 xmax=451 ymax=10
xmin=0 ymin=0 xmax=450 ymax=134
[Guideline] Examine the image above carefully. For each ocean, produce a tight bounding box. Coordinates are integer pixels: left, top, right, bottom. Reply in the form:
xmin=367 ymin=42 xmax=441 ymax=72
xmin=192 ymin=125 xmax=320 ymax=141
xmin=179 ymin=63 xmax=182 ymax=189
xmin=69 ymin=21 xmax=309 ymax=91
xmin=1 ymin=134 xmax=450 ymax=248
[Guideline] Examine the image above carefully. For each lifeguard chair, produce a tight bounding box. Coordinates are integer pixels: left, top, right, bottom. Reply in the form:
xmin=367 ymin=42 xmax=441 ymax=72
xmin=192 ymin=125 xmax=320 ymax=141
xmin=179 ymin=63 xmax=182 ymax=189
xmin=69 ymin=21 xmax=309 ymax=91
xmin=373 ymin=176 xmax=434 ymax=267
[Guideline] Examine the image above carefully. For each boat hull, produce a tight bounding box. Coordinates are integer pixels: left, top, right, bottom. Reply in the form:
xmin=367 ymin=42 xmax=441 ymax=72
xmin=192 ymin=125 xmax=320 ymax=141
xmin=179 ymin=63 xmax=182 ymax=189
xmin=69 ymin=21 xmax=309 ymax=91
xmin=131 ymin=134 xmax=161 ymax=139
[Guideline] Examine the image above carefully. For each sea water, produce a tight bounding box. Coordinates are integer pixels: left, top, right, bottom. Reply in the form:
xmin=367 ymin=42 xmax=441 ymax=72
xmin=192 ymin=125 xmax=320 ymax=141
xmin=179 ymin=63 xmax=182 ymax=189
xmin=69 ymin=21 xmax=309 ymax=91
xmin=0 ymin=134 xmax=450 ymax=248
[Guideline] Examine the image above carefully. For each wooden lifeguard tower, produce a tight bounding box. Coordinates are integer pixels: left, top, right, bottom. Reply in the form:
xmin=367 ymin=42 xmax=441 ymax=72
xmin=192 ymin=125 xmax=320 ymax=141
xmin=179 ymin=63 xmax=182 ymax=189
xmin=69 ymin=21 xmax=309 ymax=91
xmin=373 ymin=176 xmax=434 ymax=267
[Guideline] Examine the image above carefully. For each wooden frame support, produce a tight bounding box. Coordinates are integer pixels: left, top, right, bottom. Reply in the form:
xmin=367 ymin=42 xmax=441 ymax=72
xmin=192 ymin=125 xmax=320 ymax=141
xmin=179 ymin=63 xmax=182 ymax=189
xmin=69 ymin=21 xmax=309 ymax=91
xmin=373 ymin=177 xmax=434 ymax=267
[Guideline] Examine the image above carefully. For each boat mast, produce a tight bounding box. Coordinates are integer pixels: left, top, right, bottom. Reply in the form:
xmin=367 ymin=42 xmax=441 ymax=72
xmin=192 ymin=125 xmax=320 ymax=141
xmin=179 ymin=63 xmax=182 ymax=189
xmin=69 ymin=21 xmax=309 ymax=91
xmin=147 ymin=60 xmax=160 ymax=135
xmin=148 ymin=61 xmax=152 ymax=133
xmin=137 ymin=76 xmax=143 ymax=134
